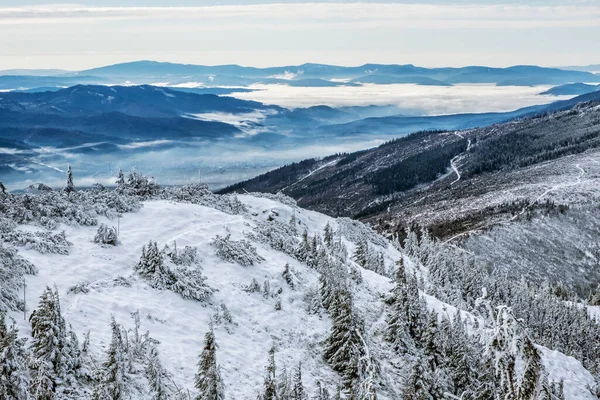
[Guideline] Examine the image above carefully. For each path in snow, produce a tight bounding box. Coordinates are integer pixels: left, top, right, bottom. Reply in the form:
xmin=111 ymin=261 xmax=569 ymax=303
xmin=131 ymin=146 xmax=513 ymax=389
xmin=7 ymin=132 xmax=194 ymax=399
xmin=443 ymin=162 xmax=587 ymax=245
xmin=280 ymin=158 xmax=340 ymax=193
xmin=449 ymin=131 xmax=471 ymax=186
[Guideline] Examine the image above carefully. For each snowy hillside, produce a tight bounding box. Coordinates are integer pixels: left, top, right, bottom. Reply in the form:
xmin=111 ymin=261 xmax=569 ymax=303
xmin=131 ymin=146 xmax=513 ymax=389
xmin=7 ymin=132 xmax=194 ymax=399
xmin=0 ymin=173 xmax=599 ymax=399
xmin=11 ymin=196 xmax=399 ymax=398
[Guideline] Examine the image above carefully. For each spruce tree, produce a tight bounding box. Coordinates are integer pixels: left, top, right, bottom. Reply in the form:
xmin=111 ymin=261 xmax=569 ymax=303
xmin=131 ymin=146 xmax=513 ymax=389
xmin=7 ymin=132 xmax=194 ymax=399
xmin=0 ymin=181 xmax=6 ymax=194
xmin=353 ymin=239 xmax=368 ymax=267
xmin=323 ymin=290 xmax=361 ymax=390
xmin=195 ymin=327 xmax=224 ymax=400
xmin=312 ymin=381 xmax=330 ymax=400
xmin=323 ymin=223 xmax=333 ymax=248
xmin=107 ymin=317 xmax=126 ymax=399
xmin=289 ymin=213 xmax=298 ymax=236
xmin=402 ymin=355 xmax=431 ymax=400
xmin=385 ymin=260 xmax=412 ymax=353
xmin=260 ymin=346 xmax=278 ymax=400
xmin=0 ymin=312 xmax=29 ymax=399
xmin=295 ymin=230 xmax=311 ymax=262
xmin=277 ymin=364 xmax=291 ymax=400
xmin=147 ymin=346 xmax=169 ymax=400
xmin=65 ymin=165 xmax=75 ymax=193
xmin=30 ymin=361 xmax=55 ymax=400
xmin=30 ymin=286 xmax=73 ymax=392
xmin=291 ymin=362 xmax=306 ymax=400
xmin=116 ymin=167 xmax=125 ymax=187
xmin=282 ymin=263 xmax=294 ymax=289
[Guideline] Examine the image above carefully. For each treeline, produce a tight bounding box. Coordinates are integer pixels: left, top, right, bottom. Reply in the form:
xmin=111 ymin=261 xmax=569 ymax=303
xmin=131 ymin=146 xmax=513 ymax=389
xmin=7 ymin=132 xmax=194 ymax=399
xmin=466 ymin=106 xmax=600 ymax=176
xmin=368 ymin=139 xmax=468 ymax=195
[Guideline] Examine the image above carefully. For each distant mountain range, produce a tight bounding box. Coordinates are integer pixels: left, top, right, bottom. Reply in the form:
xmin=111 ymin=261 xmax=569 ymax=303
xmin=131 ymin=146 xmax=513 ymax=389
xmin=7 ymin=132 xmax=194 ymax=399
xmin=540 ymin=83 xmax=600 ymax=96
xmin=2 ymin=61 xmax=600 ymax=91
xmin=1 ymin=80 xmax=599 ymax=191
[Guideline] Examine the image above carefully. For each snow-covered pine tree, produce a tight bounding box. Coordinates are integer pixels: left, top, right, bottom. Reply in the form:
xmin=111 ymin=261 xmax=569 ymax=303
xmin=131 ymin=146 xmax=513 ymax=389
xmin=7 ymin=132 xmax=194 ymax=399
xmin=318 ymin=265 xmax=335 ymax=313
xmin=291 ymin=362 xmax=306 ymax=400
xmin=312 ymin=381 xmax=330 ymax=400
xmin=146 ymin=346 xmax=170 ymax=400
xmin=402 ymin=355 xmax=432 ymax=400
xmin=0 ymin=312 xmax=29 ymax=399
xmin=295 ymin=230 xmax=311 ymax=262
xmin=260 ymin=346 xmax=278 ymax=400
xmin=447 ymin=311 xmax=474 ymax=395
xmin=170 ymin=267 xmax=214 ymax=302
xmin=353 ymin=239 xmax=368 ymax=268
xmin=94 ymin=224 xmax=118 ymax=246
xmin=93 ymin=317 xmax=126 ymax=400
xmin=423 ymin=311 xmax=453 ymax=398
xmin=116 ymin=167 xmax=125 ymax=187
xmin=64 ymin=165 xmax=75 ymax=193
xmin=323 ymin=223 xmax=333 ymax=248
xmin=30 ymin=361 xmax=54 ymax=400
xmin=136 ymin=241 xmax=158 ymax=278
xmin=136 ymin=241 xmax=176 ymax=289
xmin=194 ymin=327 xmax=224 ymax=400
xmin=282 ymin=263 xmax=295 ymax=289
xmin=490 ymin=306 xmax=518 ymax=400
xmin=276 ymin=363 xmax=291 ymax=400
xmin=385 ymin=259 xmax=413 ymax=353
xmin=289 ymin=213 xmax=298 ymax=236
xmin=323 ymin=290 xmax=362 ymax=390
xmin=29 ymin=286 xmax=74 ymax=393
xmin=211 ymin=234 xmax=264 ymax=267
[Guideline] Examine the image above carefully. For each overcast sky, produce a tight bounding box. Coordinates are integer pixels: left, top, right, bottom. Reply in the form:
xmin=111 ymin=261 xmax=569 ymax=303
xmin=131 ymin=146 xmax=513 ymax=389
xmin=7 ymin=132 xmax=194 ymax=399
xmin=1 ymin=1 xmax=599 ymax=70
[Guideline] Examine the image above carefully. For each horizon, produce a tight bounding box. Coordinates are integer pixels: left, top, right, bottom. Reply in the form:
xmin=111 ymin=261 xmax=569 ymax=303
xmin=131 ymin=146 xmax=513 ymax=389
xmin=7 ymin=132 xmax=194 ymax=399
xmin=1 ymin=2 xmax=599 ymax=70
xmin=2 ymin=59 xmax=600 ymax=73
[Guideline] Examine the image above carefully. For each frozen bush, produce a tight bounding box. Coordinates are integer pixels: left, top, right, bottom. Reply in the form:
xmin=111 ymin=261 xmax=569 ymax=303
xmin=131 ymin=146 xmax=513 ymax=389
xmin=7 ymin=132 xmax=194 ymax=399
xmin=211 ymin=234 xmax=265 ymax=266
xmin=94 ymin=224 xmax=118 ymax=246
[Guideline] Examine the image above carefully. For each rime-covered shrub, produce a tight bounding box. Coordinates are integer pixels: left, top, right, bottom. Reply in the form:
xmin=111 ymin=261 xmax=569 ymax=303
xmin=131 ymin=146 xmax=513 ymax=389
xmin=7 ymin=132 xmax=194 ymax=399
xmin=0 ymin=244 xmax=38 ymax=311
xmin=162 ymin=184 xmax=247 ymax=215
xmin=136 ymin=241 xmax=214 ymax=302
xmin=3 ymin=229 xmax=72 ymax=255
xmin=211 ymin=234 xmax=265 ymax=266
xmin=93 ymin=224 xmax=118 ymax=246
xmin=117 ymin=171 xmax=160 ymax=199
xmin=163 ymin=242 xmax=200 ymax=266
xmin=337 ymin=217 xmax=387 ymax=248
xmin=170 ymin=267 xmax=214 ymax=302
xmin=0 ymin=189 xmax=140 ymax=229
xmin=246 ymin=219 xmax=299 ymax=257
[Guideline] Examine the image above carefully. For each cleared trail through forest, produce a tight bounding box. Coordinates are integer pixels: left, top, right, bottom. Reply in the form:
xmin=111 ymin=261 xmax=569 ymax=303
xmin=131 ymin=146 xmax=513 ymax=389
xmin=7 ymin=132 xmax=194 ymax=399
xmin=280 ymin=158 xmax=340 ymax=193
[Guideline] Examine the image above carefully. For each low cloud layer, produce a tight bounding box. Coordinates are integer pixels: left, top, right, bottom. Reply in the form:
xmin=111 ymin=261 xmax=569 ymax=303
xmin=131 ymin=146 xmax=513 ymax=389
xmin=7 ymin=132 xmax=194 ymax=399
xmin=231 ymin=83 xmax=570 ymax=115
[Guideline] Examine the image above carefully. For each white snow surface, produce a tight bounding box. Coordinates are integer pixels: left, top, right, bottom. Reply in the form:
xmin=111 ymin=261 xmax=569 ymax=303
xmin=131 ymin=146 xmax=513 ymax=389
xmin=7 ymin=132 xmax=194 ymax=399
xmin=10 ymin=196 xmax=401 ymax=399
xmin=8 ymin=194 xmax=594 ymax=399
xmin=538 ymin=345 xmax=596 ymax=400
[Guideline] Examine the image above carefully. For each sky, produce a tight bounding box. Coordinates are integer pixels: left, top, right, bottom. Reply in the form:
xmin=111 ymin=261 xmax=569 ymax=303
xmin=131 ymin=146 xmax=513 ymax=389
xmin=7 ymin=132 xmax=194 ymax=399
xmin=1 ymin=1 xmax=599 ymax=70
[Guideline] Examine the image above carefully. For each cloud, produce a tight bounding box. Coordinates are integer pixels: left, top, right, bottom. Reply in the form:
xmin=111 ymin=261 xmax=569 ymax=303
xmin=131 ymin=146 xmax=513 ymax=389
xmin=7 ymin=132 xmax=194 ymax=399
xmin=231 ymin=83 xmax=571 ymax=115
xmin=0 ymin=3 xmax=599 ymax=29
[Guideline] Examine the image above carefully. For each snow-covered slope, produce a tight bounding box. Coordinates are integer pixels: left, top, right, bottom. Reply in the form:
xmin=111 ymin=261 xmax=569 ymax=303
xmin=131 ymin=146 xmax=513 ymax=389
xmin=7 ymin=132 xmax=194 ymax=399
xmin=3 ymin=192 xmax=597 ymax=399
xmin=10 ymin=196 xmax=401 ymax=398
